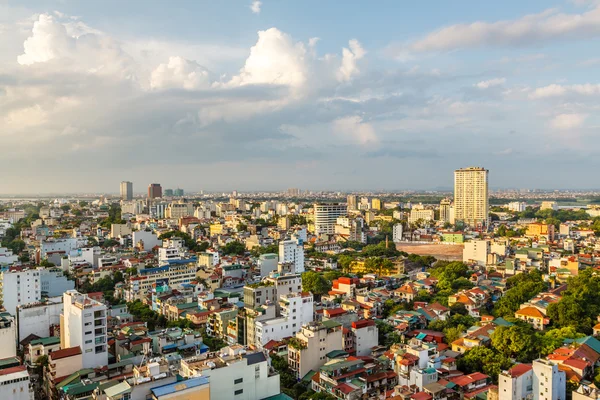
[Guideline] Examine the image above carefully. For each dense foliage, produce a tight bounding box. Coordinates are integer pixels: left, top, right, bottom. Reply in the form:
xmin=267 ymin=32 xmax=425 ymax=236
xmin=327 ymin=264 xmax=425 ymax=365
xmin=493 ymin=270 xmax=546 ymax=318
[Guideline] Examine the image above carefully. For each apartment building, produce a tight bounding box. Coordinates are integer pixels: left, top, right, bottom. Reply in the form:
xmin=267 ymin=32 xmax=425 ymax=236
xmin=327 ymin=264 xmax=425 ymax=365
xmin=0 ymin=269 xmax=41 ymax=315
xmin=61 ymin=290 xmax=108 ymax=368
xmin=279 ymin=235 xmax=305 ymax=273
xmin=288 ymin=320 xmax=343 ymax=380
xmin=350 ymin=319 xmax=378 ymax=357
xmin=533 ymin=358 xmax=566 ymax=400
xmin=314 ymin=204 xmax=347 ymax=235
xmin=179 ymin=346 xmax=280 ymax=400
xmin=498 ymin=363 xmax=533 ymax=400
xmin=454 ymin=167 xmax=489 ymax=227
xmin=0 ymin=313 xmax=17 ymax=359
xmin=0 ymin=366 xmax=34 ymax=400
xmin=254 ymin=292 xmax=314 ymax=348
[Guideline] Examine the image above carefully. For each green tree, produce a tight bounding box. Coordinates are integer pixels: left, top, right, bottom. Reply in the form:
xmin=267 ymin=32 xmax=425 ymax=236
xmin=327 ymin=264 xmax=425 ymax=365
xmin=491 ymin=325 xmax=536 ymax=362
xmin=458 ymin=346 xmax=512 ymax=382
xmin=301 ymin=271 xmax=332 ymax=296
xmin=221 ymin=241 xmax=246 ymax=256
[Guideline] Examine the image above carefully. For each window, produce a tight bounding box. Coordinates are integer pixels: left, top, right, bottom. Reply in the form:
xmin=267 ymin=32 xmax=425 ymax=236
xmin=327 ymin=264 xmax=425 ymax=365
xmin=234 ymin=378 xmax=243 ymax=384
xmin=235 ymin=389 xmax=243 ymax=395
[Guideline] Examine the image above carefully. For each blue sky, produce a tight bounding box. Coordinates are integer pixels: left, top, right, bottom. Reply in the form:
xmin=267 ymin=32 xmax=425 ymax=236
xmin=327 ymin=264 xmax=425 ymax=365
xmin=1 ymin=0 xmax=600 ymax=193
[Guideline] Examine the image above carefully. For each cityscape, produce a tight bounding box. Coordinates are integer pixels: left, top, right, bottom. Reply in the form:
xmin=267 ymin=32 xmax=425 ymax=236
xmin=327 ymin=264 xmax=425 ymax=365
xmin=2 ymin=1 xmax=600 ymax=400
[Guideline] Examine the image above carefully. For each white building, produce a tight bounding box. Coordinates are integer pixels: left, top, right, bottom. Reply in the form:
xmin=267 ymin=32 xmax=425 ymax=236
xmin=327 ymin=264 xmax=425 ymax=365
xmin=40 ymin=268 xmax=75 ymax=297
xmin=132 ymin=230 xmax=162 ymax=251
xmin=463 ymin=240 xmax=491 ymax=267
xmin=41 ymin=238 xmax=87 ymax=258
xmin=110 ymin=223 xmax=132 ymax=238
xmin=0 ymin=269 xmax=41 ymax=315
xmin=0 ymin=366 xmax=33 ymax=400
xmin=258 ymin=253 xmax=278 ymax=277
xmin=351 ymin=319 xmax=378 ymax=357
xmin=288 ymin=320 xmax=343 ymax=380
xmin=533 ymin=359 xmax=565 ymax=400
xmin=0 ymin=313 xmax=17 ymax=359
xmin=61 ymin=290 xmax=108 ymax=368
xmin=66 ymin=247 xmax=102 ymax=269
xmin=499 ymin=364 xmax=533 ymax=400
xmin=314 ymin=204 xmax=347 ymax=235
xmin=17 ymin=299 xmax=63 ymax=343
xmin=180 ymin=346 xmax=280 ymax=400
xmin=0 ymin=247 xmax=18 ymax=266
xmin=393 ymin=224 xmax=403 ymax=243
xmin=508 ymin=202 xmax=527 ymax=212
xmin=279 ymin=235 xmax=305 ymax=273
xmin=408 ymin=205 xmax=435 ymax=225
xmin=255 ymin=292 xmax=314 ymax=348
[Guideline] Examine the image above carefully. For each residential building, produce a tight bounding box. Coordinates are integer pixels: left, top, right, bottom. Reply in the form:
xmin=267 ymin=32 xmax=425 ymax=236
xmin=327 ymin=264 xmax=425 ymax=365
xmin=463 ymin=240 xmax=491 ymax=266
xmin=408 ymin=205 xmax=435 ymax=225
xmin=526 ymin=223 xmax=556 ymax=241
xmin=0 ymin=269 xmax=41 ymax=315
xmin=541 ymin=201 xmax=559 ymax=211
xmin=165 ymin=201 xmax=194 ymax=218
xmin=40 ymin=267 xmax=75 ymax=297
xmin=498 ymin=364 xmax=533 ymax=400
xmin=150 ymin=376 xmax=210 ymax=400
xmin=347 ymin=195 xmax=358 ymax=211
xmin=120 ymin=181 xmax=133 ymax=201
xmin=350 ymin=319 xmax=378 ymax=356
xmin=258 ymin=253 xmax=278 ymax=276
xmin=132 ymin=230 xmax=162 ymax=251
xmin=148 ymin=183 xmax=163 ymax=199
xmin=0 ymin=247 xmax=18 ymax=266
xmin=179 ymin=346 xmax=280 ymax=400
xmin=61 ymin=290 xmax=108 ymax=368
xmin=0 ymin=366 xmax=34 ymax=400
xmin=255 ymin=292 xmax=314 ymax=348
xmin=440 ymin=198 xmax=452 ymax=223
xmin=508 ymin=202 xmax=527 ymax=212
xmin=288 ymin=320 xmax=344 ymax=380
xmin=371 ymin=198 xmax=382 ymax=210
xmin=279 ymin=235 xmax=305 ymax=273
xmin=393 ymin=223 xmax=403 ymax=243
xmin=532 ymin=358 xmax=566 ymax=400
xmin=110 ymin=223 xmax=132 ymax=238
xmin=314 ymin=204 xmax=347 ymax=235
xmin=17 ymin=299 xmax=63 ymax=343
xmin=454 ymin=167 xmax=489 ymax=227
xmin=0 ymin=313 xmax=17 ymax=359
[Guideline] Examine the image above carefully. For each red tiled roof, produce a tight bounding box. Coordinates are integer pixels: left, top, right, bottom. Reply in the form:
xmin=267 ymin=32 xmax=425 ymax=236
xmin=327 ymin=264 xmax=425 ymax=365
xmin=0 ymin=365 xmax=26 ymax=376
xmin=508 ymin=363 xmax=532 ymax=378
xmin=50 ymin=346 xmax=82 ymax=360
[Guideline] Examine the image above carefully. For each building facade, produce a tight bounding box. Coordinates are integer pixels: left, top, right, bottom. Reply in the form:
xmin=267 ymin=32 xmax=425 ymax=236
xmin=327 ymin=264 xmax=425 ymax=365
xmin=454 ymin=167 xmax=489 ymax=227
xmin=120 ymin=181 xmax=133 ymax=201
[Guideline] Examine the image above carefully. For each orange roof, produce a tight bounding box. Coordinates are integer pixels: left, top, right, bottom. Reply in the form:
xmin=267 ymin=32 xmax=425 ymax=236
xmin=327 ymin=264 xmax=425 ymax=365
xmin=515 ymin=306 xmax=545 ymax=319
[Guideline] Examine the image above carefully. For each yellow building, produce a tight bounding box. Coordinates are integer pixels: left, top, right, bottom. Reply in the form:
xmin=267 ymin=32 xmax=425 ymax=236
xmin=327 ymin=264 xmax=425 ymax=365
xmin=371 ymin=198 xmax=382 ymax=211
xmin=209 ymin=223 xmax=224 ymax=236
xmin=454 ymin=167 xmax=489 ymax=227
xmin=526 ymin=223 xmax=555 ymax=241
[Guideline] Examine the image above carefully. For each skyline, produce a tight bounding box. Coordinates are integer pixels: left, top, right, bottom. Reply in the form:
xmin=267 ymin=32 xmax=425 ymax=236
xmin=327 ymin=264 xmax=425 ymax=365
xmin=2 ymin=1 xmax=600 ymax=193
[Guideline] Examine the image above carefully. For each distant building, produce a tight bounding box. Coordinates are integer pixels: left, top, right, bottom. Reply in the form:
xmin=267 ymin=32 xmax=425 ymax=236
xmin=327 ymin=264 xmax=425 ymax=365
xmin=440 ymin=198 xmax=452 ymax=223
xmin=408 ymin=204 xmax=435 ymax=225
xmin=393 ymin=223 xmax=403 ymax=243
xmin=314 ymin=203 xmax=347 ymax=235
xmin=279 ymin=234 xmax=305 ymax=273
xmin=120 ymin=181 xmax=133 ymax=201
xmin=454 ymin=167 xmax=489 ymax=227
xmin=148 ymin=183 xmax=163 ymax=199
xmin=463 ymin=240 xmax=491 ymax=266
xmin=508 ymin=201 xmax=527 ymax=212
xmin=0 ymin=269 xmax=41 ymax=315
xmin=347 ymin=195 xmax=358 ymax=211
xmin=371 ymin=198 xmax=382 ymax=210
xmin=540 ymin=201 xmax=559 ymax=211
xmin=174 ymin=188 xmax=184 ymax=197
xmin=164 ymin=188 xmax=174 ymax=197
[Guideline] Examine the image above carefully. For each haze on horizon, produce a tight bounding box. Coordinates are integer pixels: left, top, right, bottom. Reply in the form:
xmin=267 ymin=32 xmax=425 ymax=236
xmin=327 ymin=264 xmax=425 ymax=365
xmin=2 ymin=0 xmax=600 ymax=194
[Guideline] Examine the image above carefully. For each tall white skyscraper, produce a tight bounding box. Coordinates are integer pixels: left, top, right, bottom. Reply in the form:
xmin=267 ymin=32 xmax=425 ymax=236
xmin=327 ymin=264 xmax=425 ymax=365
xmin=314 ymin=203 xmax=347 ymax=235
xmin=120 ymin=181 xmax=133 ymax=201
xmin=454 ymin=167 xmax=489 ymax=227
xmin=61 ymin=290 xmax=108 ymax=368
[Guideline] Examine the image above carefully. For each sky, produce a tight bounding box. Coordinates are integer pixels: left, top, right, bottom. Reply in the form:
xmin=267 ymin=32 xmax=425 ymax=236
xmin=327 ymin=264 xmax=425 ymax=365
xmin=2 ymin=0 xmax=600 ymax=194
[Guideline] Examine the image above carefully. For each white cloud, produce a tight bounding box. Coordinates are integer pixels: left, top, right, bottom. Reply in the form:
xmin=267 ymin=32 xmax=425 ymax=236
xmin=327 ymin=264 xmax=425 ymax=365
xmin=250 ymin=1 xmax=262 ymax=14
xmin=475 ymin=77 xmax=506 ymax=89
xmin=228 ymin=28 xmax=309 ymax=88
xmin=530 ymin=83 xmax=600 ymax=99
xmin=409 ymin=6 xmax=600 ymax=52
xmin=550 ymin=113 xmax=587 ymax=130
xmin=332 ymin=116 xmax=378 ymax=146
xmin=150 ymin=56 xmax=213 ymax=90
xmin=337 ymin=39 xmax=366 ymax=82
xmin=17 ymin=14 xmax=73 ymax=65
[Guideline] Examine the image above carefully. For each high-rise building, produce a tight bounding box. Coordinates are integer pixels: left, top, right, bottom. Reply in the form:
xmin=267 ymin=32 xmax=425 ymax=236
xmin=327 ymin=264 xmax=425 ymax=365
xmin=279 ymin=234 xmax=305 ymax=273
xmin=148 ymin=183 xmax=162 ymax=199
xmin=454 ymin=167 xmax=489 ymax=227
xmin=61 ymin=290 xmax=108 ymax=368
xmin=371 ymin=198 xmax=382 ymax=211
xmin=347 ymin=195 xmax=358 ymax=211
xmin=120 ymin=181 xmax=133 ymax=201
xmin=174 ymin=188 xmax=184 ymax=197
xmin=440 ymin=198 xmax=452 ymax=223
xmin=164 ymin=188 xmax=174 ymax=197
xmin=314 ymin=203 xmax=347 ymax=235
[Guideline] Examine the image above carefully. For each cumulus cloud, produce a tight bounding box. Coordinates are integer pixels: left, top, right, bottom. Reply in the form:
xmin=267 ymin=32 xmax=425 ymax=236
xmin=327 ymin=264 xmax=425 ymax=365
xmin=337 ymin=39 xmax=366 ymax=82
xmin=332 ymin=116 xmax=378 ymax=146
xmin=250 ymin=1 xmax=262 ymax=14
xmin=409 ymin=6 xmax=600 ymax=52
xmin=550 ymin=113 xmax=587 ymax=130
xmin=18 ymin=14 xmax=74 ymax=65
xmin=475 ymin=77 xmax=506 ymax=89
xmin=150 ymin=56 xmax=213 ymax=90
xmin=530 ymin=83 xmax=600 ymax=99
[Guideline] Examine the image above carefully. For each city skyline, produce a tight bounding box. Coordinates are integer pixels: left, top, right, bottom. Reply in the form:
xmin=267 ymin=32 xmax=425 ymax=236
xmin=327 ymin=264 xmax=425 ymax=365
xmin=2 ymin=1 xmax=600 ymax=193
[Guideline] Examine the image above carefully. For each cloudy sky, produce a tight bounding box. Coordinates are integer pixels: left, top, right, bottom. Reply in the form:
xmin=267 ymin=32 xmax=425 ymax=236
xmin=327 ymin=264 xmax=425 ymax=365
xmin=2 ymin=0 xmax=600 ymax=194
